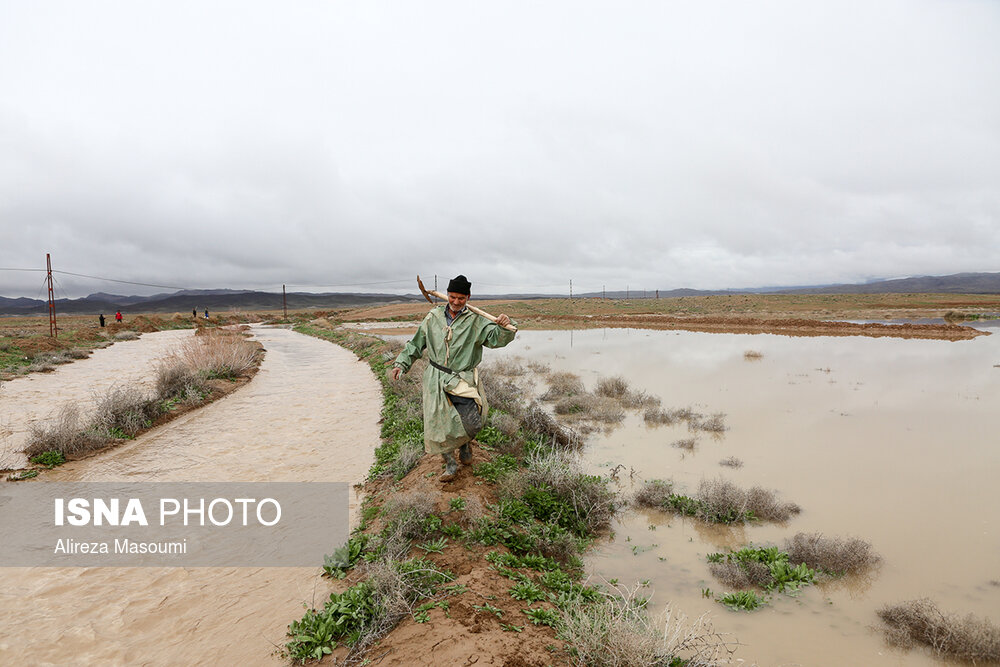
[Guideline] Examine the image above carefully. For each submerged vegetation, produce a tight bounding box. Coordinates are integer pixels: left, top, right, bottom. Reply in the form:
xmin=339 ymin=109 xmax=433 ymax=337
xmin=878 ymin=599 xmax=1000 ymax=663
xmin=634 ymin=477 xmax=800 ymax=525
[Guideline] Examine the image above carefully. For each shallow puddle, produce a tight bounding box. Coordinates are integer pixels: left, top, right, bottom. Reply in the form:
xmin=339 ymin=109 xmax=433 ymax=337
xmin=494 ymin=327 xmax=1000 ymax=666
xmin=0 ymin=326 xmax=382 ymax=665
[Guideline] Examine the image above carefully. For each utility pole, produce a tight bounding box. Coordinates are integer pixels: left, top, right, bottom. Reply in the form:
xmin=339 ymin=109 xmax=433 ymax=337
xmin=569 ymin=279 xmax=572 ymax=300
xmin=46 ymin=253 xmax=57 ymax=338
xmin=282 ymin=284 xmax=287 ymax=319
xmin=603 ymin=285 xmax=605 ymax=300
xmin=626 ymin=284 xmax=629 ymax=300
xmin=434 ymin=275 xmax=437 ymax=291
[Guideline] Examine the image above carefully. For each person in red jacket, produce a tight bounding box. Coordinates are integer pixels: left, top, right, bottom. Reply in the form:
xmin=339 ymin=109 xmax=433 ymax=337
xmin=115 ymin=310 xmax=123 ymax=323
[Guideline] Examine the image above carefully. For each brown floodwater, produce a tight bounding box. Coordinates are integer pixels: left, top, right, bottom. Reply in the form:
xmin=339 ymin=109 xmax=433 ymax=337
xmin=493 ymin=327 xmax=1000 ymax=667
xmin=0 ymin=326 xmax=381 ymax=666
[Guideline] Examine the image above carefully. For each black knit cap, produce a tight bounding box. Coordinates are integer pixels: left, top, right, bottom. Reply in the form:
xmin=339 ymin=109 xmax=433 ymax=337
xmin=447 ymin=274 xmax=472 ymax=295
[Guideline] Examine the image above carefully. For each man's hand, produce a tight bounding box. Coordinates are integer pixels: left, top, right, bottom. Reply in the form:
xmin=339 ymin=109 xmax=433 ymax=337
xmin=387 ymin=366 xmax=402 ymax=382
xmin=496 ymin=313 xmax=511 ymax=328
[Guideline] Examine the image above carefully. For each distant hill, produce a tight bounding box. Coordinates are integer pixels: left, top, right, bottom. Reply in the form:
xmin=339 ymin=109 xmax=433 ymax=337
xmin=2 ymin=272 xmax=998 ymax=315
xmin=0 ymin=291 xmax=426 ymax=316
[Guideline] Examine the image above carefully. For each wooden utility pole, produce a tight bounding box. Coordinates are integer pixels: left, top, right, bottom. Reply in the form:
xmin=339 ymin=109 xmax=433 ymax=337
xmin=282 ymin=284 xmax=287 ymax=319
xmin=569 ymin=279 xmax=572 ymax=300
xmin=46 ymin=253 xmax=57 ymax=338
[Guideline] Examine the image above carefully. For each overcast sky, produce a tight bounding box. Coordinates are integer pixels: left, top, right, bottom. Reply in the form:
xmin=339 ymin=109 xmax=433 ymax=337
xmin=1 ymin=1 xmax=998 ymax=299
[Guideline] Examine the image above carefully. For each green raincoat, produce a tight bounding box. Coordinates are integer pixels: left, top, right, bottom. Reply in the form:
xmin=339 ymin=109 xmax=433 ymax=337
xmin=393 ymin=305 xmax=517 ymax=455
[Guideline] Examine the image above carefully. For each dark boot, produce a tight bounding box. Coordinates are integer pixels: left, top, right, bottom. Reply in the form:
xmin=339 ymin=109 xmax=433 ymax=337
xmin=459 ymin=442 xmax=473 ymax=465
xmin=439 ymin=452 xmax=458 ymax=482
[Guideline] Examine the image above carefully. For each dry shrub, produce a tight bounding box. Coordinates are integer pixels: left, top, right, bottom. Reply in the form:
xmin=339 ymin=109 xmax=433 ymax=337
xmin=644 ymin=407 xmax=694 ymax=426
xmin=595 ymin=375 xmax=630 ymax=399
xmin=526 ymin=360 xmax=551 ymax=373
xmin=24 ymin=404 xmax=107 ymax=457
xmin=488 ymin=357 xmax=527 ymax=376
xmin=634 ymin=479 xmax=674 ymax=508
xmin=555 ymin=395 xmax=625 ymax=424
xmin=92 ymin=384 xmax=157 ymax=437
xmin=559 ymin=584 xmax=736 ymax=667
xmin=744 ymin=350 xmax=763 ymax=360
xmin=690 ymin=412 xmax=727 ymax=433
xmin=491 ymin=412 xmax=521 ymax=438
xmin=522 ymin=402 xmax=583 ymax=449
xmin=698 ymin=478 xmax=800 ymax=523
xmin=672 ymin=438 xmax=697 ymax=450
xmin=784 ymin=533 xmax=880 ymax=575
xmin=709 ymin=559 xmax=772 ymax=590
xmin=113 ymin=331 xmax=139 ymax=341
xmin=718 ymin=456 xmax=743 ymax=468
xmin=155 ymin=361 xmax=208 ymax=403
xmin=479 ymin=373 xmax=524 ymax=418
xmin=177 ymin=332 xmax=259 ymax=379
xmin=878 ymin=598 xmax=1000 ymax=663
xmin=621 ymin=389 xmax=660 ymax=410
xmin=540 ymin=371 xmax=585 ymax=400
xmin=372 ymin=489 xmax=438 ymax=560
xmin=390 ymin=441 xmax=424 ymax=479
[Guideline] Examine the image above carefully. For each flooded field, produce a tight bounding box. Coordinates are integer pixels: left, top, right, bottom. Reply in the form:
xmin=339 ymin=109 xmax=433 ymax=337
xmin=0 ymin=326 xmax=381 ymax=665
xmin=492 ymin=326 xmax=1000 ymax=666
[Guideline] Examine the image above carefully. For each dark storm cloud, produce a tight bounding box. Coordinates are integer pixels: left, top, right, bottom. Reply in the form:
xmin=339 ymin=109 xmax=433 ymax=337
xmin=1 ymin=1 xmax=997 ymax=298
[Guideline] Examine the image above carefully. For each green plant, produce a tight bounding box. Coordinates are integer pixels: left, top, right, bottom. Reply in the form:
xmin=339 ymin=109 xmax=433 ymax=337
xmin=500 ymin=623 xmax=524 ymax=632
xmin=29 ymin=450 xmax=66 ymax=468
xmin=323 ymin=535 xmax=369 ymax=579
xmin=7 ymin=469 xmax=39 ymax=481
xmin=509 ymin=580 xmax=546 ymax=603
xmin=718 ymin=590 xmax=765 ymax=611
xmin=473 ymin=603 xmax=504 ymax=618
xmin=523 ymin=606 xmax=561 ymax=627
xmin=417 ymin=537 xmax=448 ymax=554
xmin=449 ymin=496 xmax=467 ymax=511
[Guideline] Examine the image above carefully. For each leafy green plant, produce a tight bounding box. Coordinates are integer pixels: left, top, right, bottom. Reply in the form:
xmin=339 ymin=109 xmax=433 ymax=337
xmin=7 ymin=469 xmax=39 ymax=481
xmin=449 ymin=496 xmax=467 ymax=511
xmin=473 ymin=603 xmax=504 ymax=618
xmin=500 ymin=623 xmax=524 ymax=632
xmin=472 ymin=453 xmax=519 ymax=483
xmin=418 ymin=537 xmax=448 ymax=554
xmin=523 ymin=606 xmax=561 ymax=627
xmin=323 ymin=535 xmax=369 ymax=579
xmin=29 ymin=450 xmax=66 ymax=468
xmin=718 ymin=590 xmax=765 ymax=611
xmin=509 ymin=580 xmax=546 ymax=603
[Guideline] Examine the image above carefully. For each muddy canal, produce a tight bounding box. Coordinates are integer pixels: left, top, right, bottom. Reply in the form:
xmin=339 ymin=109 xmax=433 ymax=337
xmin=495 ymin=327 xmax=1000 ymax=666
xmin=0 ymin=326 xmax=381 ymax=665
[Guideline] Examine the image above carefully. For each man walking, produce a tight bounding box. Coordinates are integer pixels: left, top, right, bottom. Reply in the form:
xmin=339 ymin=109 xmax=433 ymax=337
xmin=388 ymin=275 xmax=516 ymax=482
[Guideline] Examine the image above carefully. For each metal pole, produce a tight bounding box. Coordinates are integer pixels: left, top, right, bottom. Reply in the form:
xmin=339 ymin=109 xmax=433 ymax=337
xmin=282 ymin=284 xmax=287 ymax=319
xmin=569 ymin=279 xmax=572 ymax=300
xmin=46 ymin=253 xmax=57 ymax=338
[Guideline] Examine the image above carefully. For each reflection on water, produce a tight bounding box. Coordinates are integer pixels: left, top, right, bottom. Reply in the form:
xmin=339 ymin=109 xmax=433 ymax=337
xmin=0 ymin=326 xmax=382 ymax=666
xmin=498 ymin=328 xmax=1000 ymax=667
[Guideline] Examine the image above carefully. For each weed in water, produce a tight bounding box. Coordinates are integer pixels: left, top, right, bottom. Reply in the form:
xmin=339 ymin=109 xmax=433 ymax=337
xmin=29 ymin=450 xmax=66 ymax=468
xmin=784 ymin=532 xmax=880 ymax=576
xmin=718 ymin=456 xmax=743 ymax=468
xmin=878 ymin=598 xmax=1000 ymax=663
xmin=717 ymin=590 xmax=766 ymax=611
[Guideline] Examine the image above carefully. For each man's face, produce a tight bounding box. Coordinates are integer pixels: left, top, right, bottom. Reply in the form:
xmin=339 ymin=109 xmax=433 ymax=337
xmin=447 ymin=291 xmax=469 ymax=314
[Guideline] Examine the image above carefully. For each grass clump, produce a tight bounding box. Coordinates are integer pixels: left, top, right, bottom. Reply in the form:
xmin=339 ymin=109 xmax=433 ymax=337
xmin=877 ymin=599 xmax=1000 ymax=663
xmin=784 ymin=532 xmax=880 ymax=575
xmin=23 ymin=404 xmax=108 ymax=458
xmin=718 ymin=456 xmax=743 ymax=468
xmin=634 ymin=477 xmax=800 ymax=525
xmin=559 ymin=583 xmax=736 ymax=666
xmin=540 ymin=371 xmax=585 ymax=400
xmin=689 ymin=412 xmax=727 ymax=433
xmin=743 ymin=350 xmax=763 ymax=360
xmin=595 ymin=376 xmax=629 ymax=399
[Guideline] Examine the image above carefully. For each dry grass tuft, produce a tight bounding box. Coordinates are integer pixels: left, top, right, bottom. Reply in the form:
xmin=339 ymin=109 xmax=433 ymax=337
xmin=91 ymin=384 xmax=158 ymax=438
xmin=744 ymin=350 xmax=763 ymax=360
xmin=694 ymin=478 xmax=801 ymax=523
xmin=480 ymin=373 xmax=524 ymax=418
xmin=671 ymin=438 xmax=697 ymax=450
xmin=595 ymin=375 xmax=630 ymax=399
xmin=522 ymin=402 xmax=583 ymax=449
xmin=718 ymin=456 xmax=743 ymax=468
xmin=559 ymin=583 xmax=737 ymax=667
xmin=877 ymin=599 xmax=1000 ymax=663
xmin=176 ymin=332 xmax=260 ymax=379
xmin=634 ymin=479 xmax=674 ymax=508
xmin=784 ymin=532 xmax=880 ymax=575
xmin=24 ymin=404 xmax=107 ymax=457
xmin=742 ymin=483 xmax=801 ymax=522
xmin=709 ymin=559 xmax=772 ymax=590
xmin=540 ymin=371 xmax=586 ymax=400
xmin=488 ymin=357 xmax=527 ymax=376
xmin=690 ymin=412 xmax=727 ymax=433
xmin=113 ymin=331 xmax=140 ymax=341
xmin=491 ymin=412 xmax=521 ymax=438
xmin=621 ymin=389 xmax=660 ymax=410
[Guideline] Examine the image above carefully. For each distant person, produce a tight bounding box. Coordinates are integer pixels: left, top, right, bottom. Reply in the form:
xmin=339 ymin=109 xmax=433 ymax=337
xmin=204 ymin=309 xmax=209 ymax=319
xmin=193 ymin=309 xmax=197 ymax=319
xmin=115 ymin=310 xmax=123 ymax=323
xmin=387 ymin=274 xmax=516 ymax=482
xmin=99 ymin=313 xmax=105 ymax=327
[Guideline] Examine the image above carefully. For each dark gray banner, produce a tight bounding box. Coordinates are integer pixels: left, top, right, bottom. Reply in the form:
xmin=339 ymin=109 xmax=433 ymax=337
xmin=0 ymin=482 xmax=348 ymax=566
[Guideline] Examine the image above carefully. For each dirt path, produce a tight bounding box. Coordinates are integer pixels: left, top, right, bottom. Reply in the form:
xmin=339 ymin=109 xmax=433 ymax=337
xmin=0 ymin=326 xmax=382 ymax=666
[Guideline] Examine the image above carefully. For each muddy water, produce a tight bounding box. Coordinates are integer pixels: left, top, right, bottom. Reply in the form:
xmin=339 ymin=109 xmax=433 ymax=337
xmin=0 ymin=326 xmax=382 ymax=666
xmin=0 ymin=330 xmax=192 ymax=470
xmin=498 ymin=328 xmax=1000 ymax=667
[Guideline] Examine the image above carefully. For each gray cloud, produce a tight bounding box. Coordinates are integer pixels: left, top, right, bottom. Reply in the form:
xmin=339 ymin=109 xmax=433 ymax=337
xmin=1 ymin=0 xmax=998 ymax=298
